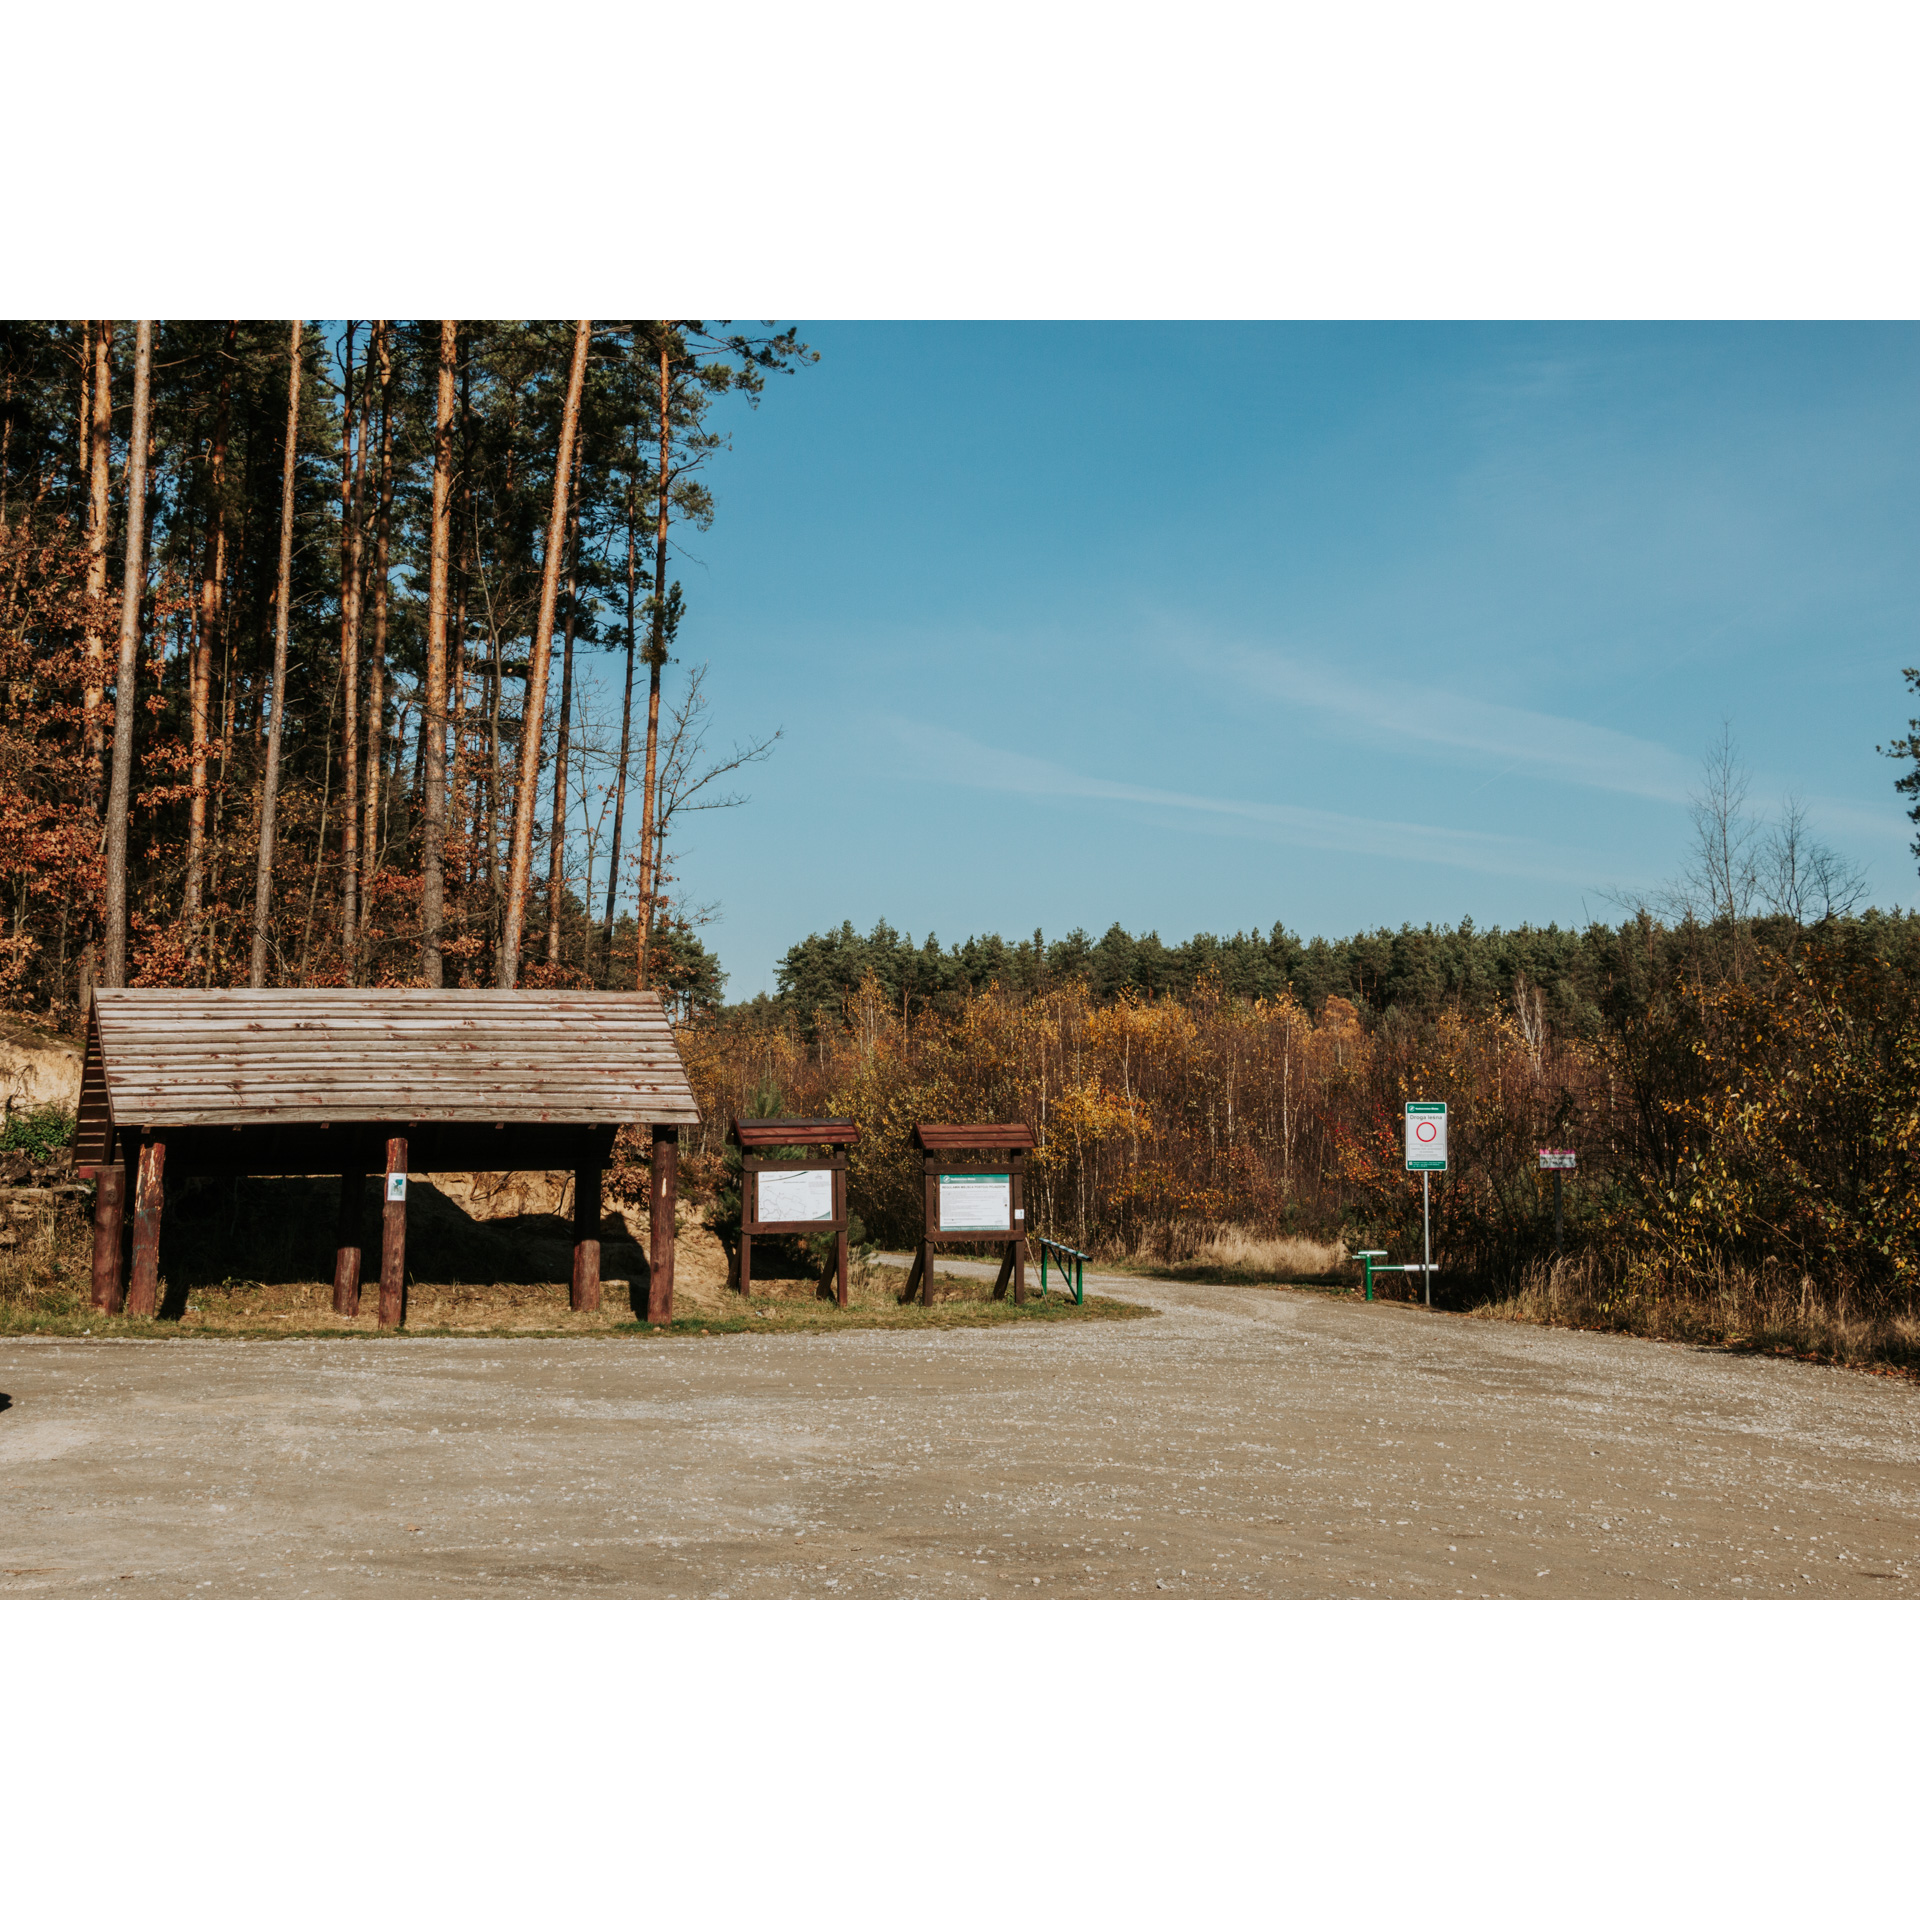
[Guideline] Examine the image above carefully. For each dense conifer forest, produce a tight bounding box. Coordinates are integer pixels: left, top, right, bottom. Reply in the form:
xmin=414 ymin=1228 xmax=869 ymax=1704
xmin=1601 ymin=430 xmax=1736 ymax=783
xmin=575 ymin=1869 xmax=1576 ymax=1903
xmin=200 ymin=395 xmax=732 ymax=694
xmin=0 ymin=319 xmax=807 ymax=1018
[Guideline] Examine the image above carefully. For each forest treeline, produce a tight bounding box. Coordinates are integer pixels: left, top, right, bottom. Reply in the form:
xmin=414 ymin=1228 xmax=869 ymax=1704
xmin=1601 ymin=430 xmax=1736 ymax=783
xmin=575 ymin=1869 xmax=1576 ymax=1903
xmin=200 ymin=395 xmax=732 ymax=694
xmin=0 ymin=319 xmax=806 ymax=1022
xmin=683 ymin=907 xmax=1920 ymax=1357
xmin=764 ymin=904 xmax=1920 ymax=1033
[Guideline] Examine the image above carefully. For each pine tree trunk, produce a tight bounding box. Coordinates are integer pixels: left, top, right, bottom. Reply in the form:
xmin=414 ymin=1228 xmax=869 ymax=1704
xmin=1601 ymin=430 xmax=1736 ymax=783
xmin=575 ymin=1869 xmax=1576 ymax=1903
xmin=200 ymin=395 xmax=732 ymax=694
xmin=450 ymin=572 xmax=468 ymax=890
xmin=484 ymin=603 xmax=500 ymax=969
xmin=186 ymin=321 xmax=235 ymax=946
xmin=420 ymin=320 xmax=456 ymax=987
xmin=452 ymin=341 xmax=475 ymax=975
xmin=249 ymin=321 xmax=303 ymax=990
xmin=337 ymin=322 xmax=368 ymax=963
xmin=498 ymin=319 xmax=592 ymax=989
xmin=635 ymin=328 xmax=672 ymax=992
xmin=100 ymin=322 xmax=153 ymax=990
xmin=75 ymin=321 xmax=91 ymax=500
xmin=0 ymin=370 xmax=12 ymax=531
xmin=544 ymin=430 xmax=584 ymax=968
xmin=603 ymin=457 xmax=639 ymax=972
xmin=82 ymin=320 xmax=114 ymax=779
xmin=360 ymin=322 xmax=394 ymax=972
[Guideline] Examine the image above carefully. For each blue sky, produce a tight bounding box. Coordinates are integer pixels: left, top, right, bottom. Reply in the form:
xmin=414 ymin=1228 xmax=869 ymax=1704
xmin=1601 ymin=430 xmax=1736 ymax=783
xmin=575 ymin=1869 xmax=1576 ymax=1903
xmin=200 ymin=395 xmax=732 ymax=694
xmin=562 ymin=323 xmax=1920 ymax=999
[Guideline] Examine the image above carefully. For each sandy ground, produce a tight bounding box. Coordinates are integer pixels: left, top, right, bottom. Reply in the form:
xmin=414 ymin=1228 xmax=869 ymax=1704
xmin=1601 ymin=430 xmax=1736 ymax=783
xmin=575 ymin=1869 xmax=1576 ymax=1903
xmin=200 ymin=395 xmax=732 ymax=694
xmin=2 ymin=1262 xmax=1916 ymax=1599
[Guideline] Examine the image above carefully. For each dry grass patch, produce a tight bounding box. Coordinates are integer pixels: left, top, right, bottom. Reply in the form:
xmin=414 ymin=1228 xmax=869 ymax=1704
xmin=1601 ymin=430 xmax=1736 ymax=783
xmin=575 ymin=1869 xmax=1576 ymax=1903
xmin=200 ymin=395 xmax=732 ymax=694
xmin=1474 ymin=1254 xmax=1920 ymax=1377
xmin=1110 ymin=1227 xmax=1350 ymax=1290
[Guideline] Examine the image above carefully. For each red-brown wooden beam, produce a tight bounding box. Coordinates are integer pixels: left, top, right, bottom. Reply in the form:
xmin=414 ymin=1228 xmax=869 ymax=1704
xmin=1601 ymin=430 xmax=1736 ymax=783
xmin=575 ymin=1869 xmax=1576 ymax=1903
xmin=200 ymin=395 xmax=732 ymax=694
xmin=833 ymin=1145 xmax=848 ymax=1308
xmin=898 ymin=1244 xmax=924 ymax=1305
xmin=992 ymin=1244 xmax=1016 ymax=1300
xmin=571 ymin=1162 xmax=602 ymax=1312
xmin=126 ymin=1138 xmax=167 ymax=1317
xmin=90 ymin=1161 xmax=126 ymax=1314
xmin=917 ymin=1149 xmax=936 ymax=1305
xmin=1013 ymin=1146 xmax=1027 ymax=1304
xmin=379 ymin=1135 xmax=408 ymax=1328
xmin=648 ymin=1123 xmax=678 ymax=1326
xmin=333 ymin=1168 xmax=365 ymax=1315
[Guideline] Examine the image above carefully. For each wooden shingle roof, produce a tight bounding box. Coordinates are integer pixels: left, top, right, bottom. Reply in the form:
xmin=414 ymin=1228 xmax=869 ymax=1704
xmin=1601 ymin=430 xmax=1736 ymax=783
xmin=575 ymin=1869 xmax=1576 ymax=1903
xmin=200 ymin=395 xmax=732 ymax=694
xmin=80 ymin=989 xmax=700 ymax=1147
xmin=729 ymin=1117 xmax=859 ymax=1148
xmin=911 ymin=1122 xmax=1034 ymax=1151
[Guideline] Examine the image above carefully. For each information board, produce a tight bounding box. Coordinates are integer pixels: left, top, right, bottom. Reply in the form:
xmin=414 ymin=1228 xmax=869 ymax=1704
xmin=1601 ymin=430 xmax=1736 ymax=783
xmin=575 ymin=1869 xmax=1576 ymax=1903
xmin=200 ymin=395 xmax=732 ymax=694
xmin=757 ymin=1167 xmax=834 ymax=1223
xmin=939 ymin=1172 xmax=1011 ymax=1232
xmin=1405 ymin=1102 xmax=1448 ymax=1172
xmin=1538 ymin=1149 xmax=1576 ymax=1170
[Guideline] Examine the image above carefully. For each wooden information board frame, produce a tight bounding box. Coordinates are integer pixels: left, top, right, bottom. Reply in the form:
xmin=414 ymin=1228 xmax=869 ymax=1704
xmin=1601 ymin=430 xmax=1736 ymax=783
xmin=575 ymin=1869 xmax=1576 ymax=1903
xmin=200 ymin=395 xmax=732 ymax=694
xmin=899 ymin=1121 xmax=1034 ymax=1307
xmin=730 ymin=1117 xmax=859 ymax=1308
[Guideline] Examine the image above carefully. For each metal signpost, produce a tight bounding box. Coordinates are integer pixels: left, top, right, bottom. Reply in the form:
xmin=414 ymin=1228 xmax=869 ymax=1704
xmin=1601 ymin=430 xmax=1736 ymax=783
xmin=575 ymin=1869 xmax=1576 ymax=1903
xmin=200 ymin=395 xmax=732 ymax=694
xmin=1538 ymin=1147 xmax=1575 ymax=1253
xmin=1404 ymin=1101 xmax=1446 ymax=1306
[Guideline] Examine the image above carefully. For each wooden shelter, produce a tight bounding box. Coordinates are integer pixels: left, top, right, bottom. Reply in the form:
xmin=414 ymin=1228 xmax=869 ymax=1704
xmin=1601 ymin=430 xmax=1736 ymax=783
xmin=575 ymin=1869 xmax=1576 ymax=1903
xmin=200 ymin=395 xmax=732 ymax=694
xmin=77 ymin=989 xmax=699 ymax=1328
xmin=899 ymin=1122 xmax=1033 ymax=1307
xmin=729 ymin=1117 xmax=859 ymax=1307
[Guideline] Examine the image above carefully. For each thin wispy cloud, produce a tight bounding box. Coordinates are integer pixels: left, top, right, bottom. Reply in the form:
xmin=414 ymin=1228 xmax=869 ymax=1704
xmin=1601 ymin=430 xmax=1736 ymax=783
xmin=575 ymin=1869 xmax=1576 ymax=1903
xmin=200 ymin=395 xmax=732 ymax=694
xmin=889 ymin=721 xmax=1612 ymax=884
xmin=1209 ymin=643 xmax=1697 ymax=803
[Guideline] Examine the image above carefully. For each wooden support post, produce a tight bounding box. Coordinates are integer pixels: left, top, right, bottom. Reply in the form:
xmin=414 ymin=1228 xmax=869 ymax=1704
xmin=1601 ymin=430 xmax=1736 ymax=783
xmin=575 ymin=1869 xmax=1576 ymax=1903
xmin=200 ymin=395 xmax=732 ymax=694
xmin=899 ymin=1244 xmax=924 ymax=1305
xmin=119 ymin=1140 xmax=136 ymax=1299
xmin=1012 ymin=1147 xmax=1027 ymax=1305
xmin=991 ymin=1244 xmax=1015 ymax=1301
xmin=835 ymin=1146 xmax=848 ymax=1308
xmin=90 ymin=1160 xmax=126 ymax=1314
xmin=126 ymin=1138 xmax=166 ymax=1317
xmin=379 ymin=1135 xmax=408 ymax=1329
xmin=647 ymin=1123 xmax=677 ymax=1326
xmin=571 ymin=1162 xmax=602 ymax=1312
xmin=737 ymin=1154 xmax=752 ymax=1298
xmin=333 ymin=1169 xmax=365 ymax=1315
xmin=916 ymin=1148 xmax=936 ymax=1306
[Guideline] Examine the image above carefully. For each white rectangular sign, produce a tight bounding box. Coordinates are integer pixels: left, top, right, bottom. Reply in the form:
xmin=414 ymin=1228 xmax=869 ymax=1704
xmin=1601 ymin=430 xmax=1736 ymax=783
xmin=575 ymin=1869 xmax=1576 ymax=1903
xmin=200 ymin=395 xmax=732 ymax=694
xmin=385 ymin=1171 xmax=408 ymax=1203
xmin=1405 ymin=1102 xmax=1448 ymax=1171
xmin=1538 ymin=1149 xmax=1576 ymax=1170
xmin=939 ymin=1173 xmax=1011 ymax=1232
xmin=757 ymin=1168 xmax=834 ymax=1223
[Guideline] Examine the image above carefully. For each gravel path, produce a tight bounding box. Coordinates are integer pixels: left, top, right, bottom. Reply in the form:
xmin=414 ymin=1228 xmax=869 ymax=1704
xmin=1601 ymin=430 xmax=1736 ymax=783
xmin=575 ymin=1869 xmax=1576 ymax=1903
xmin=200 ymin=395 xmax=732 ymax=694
xmin=3 ymin=1269 xmax=1915 ymax=1599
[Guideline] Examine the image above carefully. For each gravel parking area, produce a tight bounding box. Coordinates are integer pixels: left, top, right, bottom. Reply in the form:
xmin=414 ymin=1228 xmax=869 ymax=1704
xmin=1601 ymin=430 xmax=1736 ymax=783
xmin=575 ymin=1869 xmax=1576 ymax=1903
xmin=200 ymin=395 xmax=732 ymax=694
xmin=3 ymin=1270 xmax=1915 ymax=1599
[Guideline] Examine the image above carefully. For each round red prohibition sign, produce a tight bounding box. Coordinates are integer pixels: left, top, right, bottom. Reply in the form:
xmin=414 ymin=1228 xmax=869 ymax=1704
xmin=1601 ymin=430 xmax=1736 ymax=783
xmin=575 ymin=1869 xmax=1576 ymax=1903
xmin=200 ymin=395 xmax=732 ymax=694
xmin=1414 ymin=1120 xmax=1439 ymax=1144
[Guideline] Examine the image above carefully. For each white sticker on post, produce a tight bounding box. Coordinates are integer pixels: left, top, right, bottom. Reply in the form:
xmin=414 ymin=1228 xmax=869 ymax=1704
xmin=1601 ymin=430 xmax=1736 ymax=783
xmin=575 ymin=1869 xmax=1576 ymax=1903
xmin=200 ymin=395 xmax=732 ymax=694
xmin=1014 ymin=1208 xmax=1025 ymax=1220
xmin=386 ymin=1172 xmax=408 ymax=1203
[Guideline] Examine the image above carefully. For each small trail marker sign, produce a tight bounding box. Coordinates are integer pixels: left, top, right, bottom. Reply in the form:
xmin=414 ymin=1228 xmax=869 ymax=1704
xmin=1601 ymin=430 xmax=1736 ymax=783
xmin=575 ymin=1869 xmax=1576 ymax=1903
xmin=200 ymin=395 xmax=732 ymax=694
xmin=1539 ymin=1147 xmax=1574 ymax=1252
xmin=1405 ymin=1102 xmax=1447 ymax=1172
